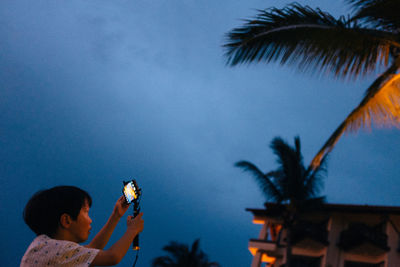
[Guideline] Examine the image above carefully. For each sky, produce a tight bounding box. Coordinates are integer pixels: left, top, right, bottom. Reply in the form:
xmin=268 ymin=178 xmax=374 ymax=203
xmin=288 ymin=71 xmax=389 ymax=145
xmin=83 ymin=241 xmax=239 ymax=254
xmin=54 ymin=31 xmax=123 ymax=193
xmin=1 ymin=0 xmax=400 ymax=266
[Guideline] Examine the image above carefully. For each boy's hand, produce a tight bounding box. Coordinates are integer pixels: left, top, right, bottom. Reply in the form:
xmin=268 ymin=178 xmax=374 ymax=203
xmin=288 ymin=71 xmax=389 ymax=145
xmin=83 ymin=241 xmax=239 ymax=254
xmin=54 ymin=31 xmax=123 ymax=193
xmin=113 ymin=196 xmax=130 ymax=218
xmin=127 ymin=213 xmax=144 ymax=234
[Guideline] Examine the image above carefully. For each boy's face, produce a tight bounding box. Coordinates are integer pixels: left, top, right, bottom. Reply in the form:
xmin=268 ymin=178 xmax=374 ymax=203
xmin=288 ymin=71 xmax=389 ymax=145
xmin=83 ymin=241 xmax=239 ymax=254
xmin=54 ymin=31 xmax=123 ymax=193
xmin=69 ymin=199 xmax=92 ymax=243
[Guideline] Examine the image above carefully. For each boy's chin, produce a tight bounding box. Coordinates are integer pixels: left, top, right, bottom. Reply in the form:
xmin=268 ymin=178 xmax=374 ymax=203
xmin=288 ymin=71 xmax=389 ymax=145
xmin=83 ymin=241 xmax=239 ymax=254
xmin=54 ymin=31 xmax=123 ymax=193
xmin=77 ymin=235 xmax=89 ymax=243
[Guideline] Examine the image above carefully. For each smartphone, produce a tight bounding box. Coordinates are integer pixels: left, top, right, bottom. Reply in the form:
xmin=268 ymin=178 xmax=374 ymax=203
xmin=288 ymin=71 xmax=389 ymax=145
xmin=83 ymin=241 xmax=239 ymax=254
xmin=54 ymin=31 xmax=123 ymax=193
xmin=123 ymin=180 xmax=139 ymax=204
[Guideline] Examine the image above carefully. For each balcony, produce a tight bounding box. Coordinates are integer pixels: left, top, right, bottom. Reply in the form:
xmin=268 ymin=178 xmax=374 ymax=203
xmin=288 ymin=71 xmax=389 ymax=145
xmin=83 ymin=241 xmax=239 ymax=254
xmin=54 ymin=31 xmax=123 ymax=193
xmin=291 ymin=220 xmax=329 ymax=250
xmin=338 ymin=223 xmax=389 ymax=256
xmin=249 ymin=239 xmax=277 ymax=252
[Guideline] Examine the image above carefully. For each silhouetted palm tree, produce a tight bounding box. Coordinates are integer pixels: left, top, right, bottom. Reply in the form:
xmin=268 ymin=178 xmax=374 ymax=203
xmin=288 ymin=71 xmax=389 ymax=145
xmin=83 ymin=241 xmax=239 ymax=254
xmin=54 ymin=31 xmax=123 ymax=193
xmin=152 ymin=239 xmax=221 ymax=267
xmin=235 ymin=136 xmax=326 ymax=267
xmin=225 ymin=0 xmax=400 ymax=169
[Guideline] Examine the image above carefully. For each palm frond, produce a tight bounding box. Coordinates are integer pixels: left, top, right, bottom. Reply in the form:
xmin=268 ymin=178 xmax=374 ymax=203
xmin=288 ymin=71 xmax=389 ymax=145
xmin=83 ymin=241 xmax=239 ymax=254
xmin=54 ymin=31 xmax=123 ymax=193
xmin=235 ymin=160 xmax=283 ymax=201
xmin=235 ymin=160 xmax=265 ymax=176
xmin=270 ymin=137 xmax=294 ymax=168
xmin=191 ymin=239 xmax=200 ymax=254
xmin=162 ymin=242 xmax=189 ymax=263
xmin=294 ymin=136 xmax=301 ymax=160
xmin=347 ymin=0 xmax=397 ymax=10
xmin=294 ymin=136 xmax=305 ymax=176
xmin=152 ymin=239 xmax=220 ymax=267
xmin=304 ymin=155 xmax=328 ymax=197
xmin=347 ymin=0 xmax=400 ymax=31
xmin=224 ymin=3 xmax=399 ymax=79
xmin=347 ymin=0 xmax=380 ymax=5
xmin=311 ymin=59 xmax=400 ymax=168
xmin=190 ymin=239 xmax=208 ymax=263
xmin=152 ymin=256 xmax=174 ymax=267
xmin=271 ymin=137 xmax=305 ymax=196
xmin=236 ymin=135 xmax=326 ymax=217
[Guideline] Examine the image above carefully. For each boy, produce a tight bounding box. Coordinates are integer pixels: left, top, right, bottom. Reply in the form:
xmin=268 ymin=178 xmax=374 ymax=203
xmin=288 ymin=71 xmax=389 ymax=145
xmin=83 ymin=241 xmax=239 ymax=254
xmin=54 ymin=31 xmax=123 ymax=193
xmin=21 ymin=185 xmax=144 ymax=266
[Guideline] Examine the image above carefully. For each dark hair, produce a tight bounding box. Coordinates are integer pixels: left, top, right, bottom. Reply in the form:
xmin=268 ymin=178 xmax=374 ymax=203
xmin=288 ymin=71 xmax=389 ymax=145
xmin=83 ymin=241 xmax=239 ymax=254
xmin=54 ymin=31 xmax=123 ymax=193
xmin=23 ymin=186 xmax=92 ymax=237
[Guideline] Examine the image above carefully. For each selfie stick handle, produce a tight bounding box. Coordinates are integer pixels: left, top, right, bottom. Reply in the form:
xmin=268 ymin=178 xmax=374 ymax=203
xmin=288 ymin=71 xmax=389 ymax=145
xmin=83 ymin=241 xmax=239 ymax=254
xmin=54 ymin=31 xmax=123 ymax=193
xmin=132 ymin=201 xmax=140 ymax=250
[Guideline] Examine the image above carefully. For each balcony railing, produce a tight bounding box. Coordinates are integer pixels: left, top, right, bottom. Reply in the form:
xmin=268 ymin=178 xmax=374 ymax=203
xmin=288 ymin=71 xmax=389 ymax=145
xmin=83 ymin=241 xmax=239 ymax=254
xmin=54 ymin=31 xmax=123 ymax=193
xmin=291 ymin=220 xmax=329 ymax=248
xmin=338 ymin=223 xmax=389 ymax=255
xmin=249 ymin=239 xmax=277 ymax=252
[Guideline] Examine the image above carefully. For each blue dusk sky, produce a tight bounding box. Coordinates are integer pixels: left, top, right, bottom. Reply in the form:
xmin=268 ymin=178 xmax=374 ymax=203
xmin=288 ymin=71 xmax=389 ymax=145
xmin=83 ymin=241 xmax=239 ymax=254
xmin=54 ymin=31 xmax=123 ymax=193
xmin=1 ymin=1 xmax=399 ymax=266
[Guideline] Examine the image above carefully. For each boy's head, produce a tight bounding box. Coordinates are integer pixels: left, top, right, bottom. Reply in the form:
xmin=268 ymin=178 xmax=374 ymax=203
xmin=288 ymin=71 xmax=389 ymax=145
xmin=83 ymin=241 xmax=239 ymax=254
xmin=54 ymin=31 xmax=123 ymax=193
xmin=23 ymin=186 xmax=92 ymax=238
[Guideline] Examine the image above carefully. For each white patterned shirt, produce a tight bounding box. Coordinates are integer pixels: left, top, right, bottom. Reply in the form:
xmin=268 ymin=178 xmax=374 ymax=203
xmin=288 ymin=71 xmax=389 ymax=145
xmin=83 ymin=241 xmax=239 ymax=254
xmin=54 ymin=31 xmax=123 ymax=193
xmin=20 ymin=235 xmax=99 ymax=267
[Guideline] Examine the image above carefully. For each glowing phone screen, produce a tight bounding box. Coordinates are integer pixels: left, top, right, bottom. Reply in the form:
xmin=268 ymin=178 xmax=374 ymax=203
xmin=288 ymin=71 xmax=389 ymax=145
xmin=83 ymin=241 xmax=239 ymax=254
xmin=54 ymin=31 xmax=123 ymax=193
xmin=123 ymin=182 xmax=137 ymax=204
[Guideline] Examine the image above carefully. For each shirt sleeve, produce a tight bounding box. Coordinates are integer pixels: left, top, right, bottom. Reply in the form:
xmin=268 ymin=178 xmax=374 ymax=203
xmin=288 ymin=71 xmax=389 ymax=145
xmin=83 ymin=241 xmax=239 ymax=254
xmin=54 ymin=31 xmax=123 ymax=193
xmin=21 ymin=235 xmax=100 ymax=267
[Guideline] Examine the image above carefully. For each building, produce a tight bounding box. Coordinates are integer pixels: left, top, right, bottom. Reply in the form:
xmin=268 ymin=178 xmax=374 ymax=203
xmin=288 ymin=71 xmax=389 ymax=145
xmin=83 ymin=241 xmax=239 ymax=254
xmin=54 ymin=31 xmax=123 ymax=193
xmin=247 ymin=202 xmax=400 ymax=267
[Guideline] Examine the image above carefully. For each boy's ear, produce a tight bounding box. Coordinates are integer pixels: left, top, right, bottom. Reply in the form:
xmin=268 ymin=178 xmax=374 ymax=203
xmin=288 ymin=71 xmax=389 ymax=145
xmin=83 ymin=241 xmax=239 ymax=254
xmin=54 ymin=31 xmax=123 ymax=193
xmin=59 ymin=213 xmax=72 ymax=229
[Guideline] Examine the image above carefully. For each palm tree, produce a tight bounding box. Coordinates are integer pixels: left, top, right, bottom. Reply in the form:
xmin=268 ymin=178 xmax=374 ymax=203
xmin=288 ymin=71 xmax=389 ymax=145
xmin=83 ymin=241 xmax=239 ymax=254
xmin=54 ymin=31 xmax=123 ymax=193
xmin=235 ymin=136 xmax=326 ymax=267
xmin=225 ymin=0 xmax=400 ymax=169
xmin=152 ymin=239 xmax=221 ymax=267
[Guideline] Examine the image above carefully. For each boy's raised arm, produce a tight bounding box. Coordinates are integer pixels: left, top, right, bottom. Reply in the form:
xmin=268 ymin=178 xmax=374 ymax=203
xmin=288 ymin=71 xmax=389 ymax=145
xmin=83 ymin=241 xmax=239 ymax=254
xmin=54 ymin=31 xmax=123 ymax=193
xmin=90 ymin=213 xmax=144 ymax=266
xmin=87 ymin=196 xmax=130 ymax=249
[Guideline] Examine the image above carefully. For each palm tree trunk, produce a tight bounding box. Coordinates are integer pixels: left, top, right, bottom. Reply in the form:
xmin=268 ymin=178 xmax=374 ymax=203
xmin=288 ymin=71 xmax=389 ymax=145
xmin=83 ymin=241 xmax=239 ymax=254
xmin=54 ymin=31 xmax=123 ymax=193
xmin=311 ymin=56 xmax=400 ymax=169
